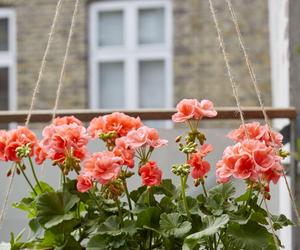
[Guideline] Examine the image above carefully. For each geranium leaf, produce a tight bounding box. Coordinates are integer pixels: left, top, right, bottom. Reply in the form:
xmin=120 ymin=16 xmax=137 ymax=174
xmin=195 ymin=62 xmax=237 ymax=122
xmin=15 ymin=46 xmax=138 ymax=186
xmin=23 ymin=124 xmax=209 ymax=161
xmin=227 ymin=221 xmax=279 ymax=250
xmin=160 ymin=212 xmax=192 ymax=238
xmin=183 ymin=214 xmax=229 ymax=249
xmin=271 ymin=214 xmax=294 ymax=230
xmin=136 ymin=207 xmax=161 ymax=228
xmin=36 ymin=191 xmax=79 ymax=229
xmin=208 ymin=183 xmax=235 ymax=200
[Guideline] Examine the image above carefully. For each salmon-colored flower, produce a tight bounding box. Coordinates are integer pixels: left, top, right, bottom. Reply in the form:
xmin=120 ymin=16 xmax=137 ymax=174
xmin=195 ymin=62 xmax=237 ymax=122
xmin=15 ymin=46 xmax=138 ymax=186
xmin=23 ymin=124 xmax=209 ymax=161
xmin=188 ymin=144 xmax=213 ymax=179
xmin=40 ymin=121 xmax=89 ymax=165
xmin=139 ymin=161 xmax=162 ymax=187
xmin=199 ymin=99 xmax=218 ymax=118
xmin=124 ymin=126 xmax=167 ymax=149
xmin=5 ymin=126 xmax=37 ymax=162
xmin=77 ymin=175 xmax=93 ymax=193
xmin=34 ymin=143 xmax=47 ymax=165
xmin=172 ymin=99 xmax=217 ymax=122
xmin=88 ymin=112 xmax=142 ymax=139
xmin=216 ymin=140 xmax=283 ymax=185
xmin=53 ymin=116 xmax=82 ymax=126
xmin=113 ymin=137 xmax=135 ymax=168
xmin=83 ymin=151 xmax=123 ymax=185
xmin=0 ymin=130 xmax=8 ymax=161
xmin=172 ymin=99 xmax=199 ymax=122
xmin=227 ymin=122 xmax=283 ymax=148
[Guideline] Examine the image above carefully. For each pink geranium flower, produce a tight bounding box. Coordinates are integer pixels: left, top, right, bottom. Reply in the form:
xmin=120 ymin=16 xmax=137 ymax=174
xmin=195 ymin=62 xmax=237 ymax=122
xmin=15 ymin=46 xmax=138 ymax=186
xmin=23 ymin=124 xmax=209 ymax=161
xmin=88 ymin=112 xmax=142 ymax=139
xmin=139 ymin=161 xmax=162 ymax=187
xmin=172 ymin=99 xmax=217 ymax=123
xmin=113 ymin=137 xmax=135 ymax=168
xmin=124 ymin=126 xmax=167 ymax=149
xmin=216 ymin=140 xmax=283 ymax=185
xmin=227 ymin=122 xmax=283 ymax=148
xmin=5 ymin=126 xmax=37 ymax=162
xmin=0 ymin=130 xmax=8 ymax=161
xmin=40 ymin=117 xmax=89 ymax=165
xmin=77 ymin=175 xmax=93 ymax=193
xmin=83 ymin=151 xmax=123 ymax=185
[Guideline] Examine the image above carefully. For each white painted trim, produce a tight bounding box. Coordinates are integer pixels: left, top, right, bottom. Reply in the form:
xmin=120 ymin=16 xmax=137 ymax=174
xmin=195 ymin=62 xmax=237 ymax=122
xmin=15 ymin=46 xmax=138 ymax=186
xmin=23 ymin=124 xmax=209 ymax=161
xmin=88 ymin=0 xmax=173 ymax=111
xmin=0 ymin=8 xmax=17 ymax=112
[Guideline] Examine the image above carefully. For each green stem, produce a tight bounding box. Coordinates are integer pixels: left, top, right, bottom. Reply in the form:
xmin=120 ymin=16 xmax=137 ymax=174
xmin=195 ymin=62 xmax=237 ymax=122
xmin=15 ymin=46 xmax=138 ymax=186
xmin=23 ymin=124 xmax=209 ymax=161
xmin=27 ymin=157 xmax=43 ymax=192
xmin=180 ymin=175 xmax=191 ymax=218
xmin=149 ymin=231 xmax=153 ymax=250
xmin=116 ymin=199 xmax=123 ymax=227
xmin=17 ymin=163 xmax=37 ymax=195
xmin=201 ymin=180 xmax=208 ymax=197
xmin=122 ymin=178 xmax=134 ymax=220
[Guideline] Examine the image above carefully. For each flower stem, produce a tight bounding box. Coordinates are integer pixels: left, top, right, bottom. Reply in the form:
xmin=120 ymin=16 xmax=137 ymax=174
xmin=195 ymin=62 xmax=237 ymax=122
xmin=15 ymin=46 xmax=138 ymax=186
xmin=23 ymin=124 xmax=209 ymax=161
xmin=17 ymin=163 xmax=37 ymax=195
xmin=116 ymin=199 xmax=123 ymax=227
xmin=27 ymin=157 xmax=43 ymax=192
xmin=149 ymin=231 xmax=153 ymax=250
xmin=180 ymin=175 xmax=191 ymax=218
xmin=201 ymin=180 xmax=208 ymax=197
xmin=122 ymin=178 xmax=134 ymax=220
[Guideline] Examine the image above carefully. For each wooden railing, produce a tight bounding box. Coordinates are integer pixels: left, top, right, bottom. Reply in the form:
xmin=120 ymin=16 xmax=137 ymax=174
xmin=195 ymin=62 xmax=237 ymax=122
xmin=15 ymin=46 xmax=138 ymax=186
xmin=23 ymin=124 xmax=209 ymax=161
xmin=0 ymin=107 xmax=296 ymax=123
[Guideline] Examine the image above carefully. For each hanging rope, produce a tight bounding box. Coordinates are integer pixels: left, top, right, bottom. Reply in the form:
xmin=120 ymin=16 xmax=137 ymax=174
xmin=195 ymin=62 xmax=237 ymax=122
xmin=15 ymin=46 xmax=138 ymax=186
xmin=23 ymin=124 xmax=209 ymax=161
xmin=52 ymin=0 xmax=80 ymax=121
xmin=207 ymin=0 xmax=279 ymax=248
xmin=0 ymin=167 xmax=15 ymax=230
xmin=25 ymin=0 xmax=64 ymax=127
xmin=0 ymin=0 xmax=64 ymax=231
xmin=226 ymin=0 xmax=300 ymax=226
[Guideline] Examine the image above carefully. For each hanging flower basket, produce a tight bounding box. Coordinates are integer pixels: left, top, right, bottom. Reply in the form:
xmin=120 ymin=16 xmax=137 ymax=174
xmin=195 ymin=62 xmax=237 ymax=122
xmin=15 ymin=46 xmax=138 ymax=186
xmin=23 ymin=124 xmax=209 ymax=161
xmin=1 ymin=99 xmax=292 ymax=250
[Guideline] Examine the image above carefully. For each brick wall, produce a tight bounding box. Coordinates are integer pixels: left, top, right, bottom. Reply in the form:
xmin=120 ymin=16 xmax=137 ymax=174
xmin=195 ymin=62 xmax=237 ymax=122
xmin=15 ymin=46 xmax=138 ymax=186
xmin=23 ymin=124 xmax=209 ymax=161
xmin=173 ymin=0 xmax=271 ymax=107
xmin=0 ymin=0 xmax=271 ymax=111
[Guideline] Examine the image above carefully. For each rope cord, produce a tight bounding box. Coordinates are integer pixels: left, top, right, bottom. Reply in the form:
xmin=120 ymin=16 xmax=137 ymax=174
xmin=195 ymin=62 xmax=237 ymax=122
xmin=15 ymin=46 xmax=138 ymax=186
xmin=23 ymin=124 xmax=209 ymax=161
xmin=0 ymin=166 xmax=15 ymax=230
xmin=0 ymin=0 xmax=64 ymax=231
xmin=52 ymin=0 xmax=80 ymax=121
xmin=207 ymin=0 xmax=279 ymax=248
xmin=25 ymin=0 xmax=64 ymax=127
xmin=226 ymin=0 xmax=300 ymax=226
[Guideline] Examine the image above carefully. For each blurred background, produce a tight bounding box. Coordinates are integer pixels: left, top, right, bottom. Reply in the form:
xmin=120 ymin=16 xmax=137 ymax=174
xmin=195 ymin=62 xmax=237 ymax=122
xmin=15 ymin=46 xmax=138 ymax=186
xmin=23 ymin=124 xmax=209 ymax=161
xmin=0 ymin=0 xmax=300 ymax=249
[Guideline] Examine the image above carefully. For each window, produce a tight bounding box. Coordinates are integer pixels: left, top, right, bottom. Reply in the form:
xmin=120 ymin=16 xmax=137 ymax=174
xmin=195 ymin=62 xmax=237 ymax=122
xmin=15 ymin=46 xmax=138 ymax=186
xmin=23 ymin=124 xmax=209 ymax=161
xmin=0 ymin=8 xmax=16 ymax=113
xmin=89 ymin=1 xmax=173 ymax=111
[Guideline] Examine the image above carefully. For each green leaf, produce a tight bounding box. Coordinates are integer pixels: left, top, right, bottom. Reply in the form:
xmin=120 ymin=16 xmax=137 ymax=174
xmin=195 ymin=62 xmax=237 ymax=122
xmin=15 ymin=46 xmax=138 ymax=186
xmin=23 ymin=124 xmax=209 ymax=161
xmin=97 ymin=216 xmax=137 ymax=236
xmin=272 ymin=214 xmax=294 ymax=230
xmin=183 ymin=214 xmax=229 ymax=249
xmin=151 ymin=179 xmax=177 ymax=197
xmin=136 ymin=207 xmax=161 ymax=228
xmin=31 ymin=181 xmax=55 ymax=197
xmin=12 ymin=197 xmax=36 ymax=218
xmin=236 ymin=189 xmax=252 ymax=202
xmin=36 ymin=191 xmax=79 ymax=229
xmin=227 ymin=221 xmax=279 ymax=250
xmin=208 ymin=183 xmax=235 ymax=200
xmin=177 ymin=196 xmax=199 ymax=215
xmin=160 ymin=212 xmax=192 ymax=238
xmin=87 ymin=234 xmax=127 ymax=250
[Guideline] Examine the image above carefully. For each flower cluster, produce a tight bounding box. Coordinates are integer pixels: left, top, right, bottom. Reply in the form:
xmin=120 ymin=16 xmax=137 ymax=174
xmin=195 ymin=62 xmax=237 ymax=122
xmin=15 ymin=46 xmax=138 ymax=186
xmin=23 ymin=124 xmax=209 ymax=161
xmin=217 ymin=122 xmax=284 ymax=195
xmin=227 ymin=122 xmax=283 ymax=148
xmin=0 ymin=126 xmax=37 ymax=162
xmin=37 ymin=116 xmax=89 ymax=174
xmin=76 ymin=113 xmax=167 ymax=193
xmin=172 ymin=99 xmax=217 ymax=122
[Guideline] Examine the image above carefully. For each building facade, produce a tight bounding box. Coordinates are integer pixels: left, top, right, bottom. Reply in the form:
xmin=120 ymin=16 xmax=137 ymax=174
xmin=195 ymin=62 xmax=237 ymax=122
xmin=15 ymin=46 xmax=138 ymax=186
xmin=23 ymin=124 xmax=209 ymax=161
xmin=0 ymin=0 xmax=271 ymax=115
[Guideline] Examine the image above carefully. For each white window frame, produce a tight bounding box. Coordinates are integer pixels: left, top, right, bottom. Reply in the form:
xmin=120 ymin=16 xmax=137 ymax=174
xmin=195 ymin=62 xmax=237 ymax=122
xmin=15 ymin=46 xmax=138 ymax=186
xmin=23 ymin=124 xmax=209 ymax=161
xmin=0 ymin=8 xmax=16 ymax=112
xmin=89 ymin=0 xmax=173 ymax=110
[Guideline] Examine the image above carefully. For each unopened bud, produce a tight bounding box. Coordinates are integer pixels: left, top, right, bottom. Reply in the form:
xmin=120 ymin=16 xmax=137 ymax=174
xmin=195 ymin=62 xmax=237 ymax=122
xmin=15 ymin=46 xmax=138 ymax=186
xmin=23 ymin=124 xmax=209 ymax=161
xmin=175 ymin=135 xmax=182 ymax=143
xmin=172 ymin=164 xmax=190 ymax=177
xmin=6 ymin=169 xmax=12 ymax=177
xmin=279 ymin=149 xmax=290 ymax=159
xmin=16 ymin=143 xmax=32 ymax=158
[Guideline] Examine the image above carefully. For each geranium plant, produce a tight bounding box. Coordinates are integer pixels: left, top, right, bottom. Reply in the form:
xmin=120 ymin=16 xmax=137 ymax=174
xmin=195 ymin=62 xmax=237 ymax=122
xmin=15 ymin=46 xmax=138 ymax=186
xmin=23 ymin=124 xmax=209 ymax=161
xmin=1 ymin=99 xmax=292 ymax=250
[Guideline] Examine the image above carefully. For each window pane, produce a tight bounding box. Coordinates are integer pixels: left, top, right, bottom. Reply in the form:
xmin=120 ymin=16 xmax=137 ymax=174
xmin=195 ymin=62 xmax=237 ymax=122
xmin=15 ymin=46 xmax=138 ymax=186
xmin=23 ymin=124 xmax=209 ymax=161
xmin=0 ymin=18 xmax=8 ymax=51
xmin=138 ymin=8 xmax=165 ymax=45
xmin=99 ymin=62 xmax=124 ymax=108
xmin=139 ymin=60 xmax=165 ymax=108
xmin=98 ymin=11 xmax=123 ymax=46
xmin=0 ymin=67 xmax=9 ymax=110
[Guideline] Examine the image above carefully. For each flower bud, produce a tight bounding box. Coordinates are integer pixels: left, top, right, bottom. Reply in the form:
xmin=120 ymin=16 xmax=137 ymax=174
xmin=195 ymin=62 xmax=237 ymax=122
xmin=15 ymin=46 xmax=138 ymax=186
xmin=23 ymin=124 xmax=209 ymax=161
xmin=16 ymin=143 xmax=32 ymax=158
